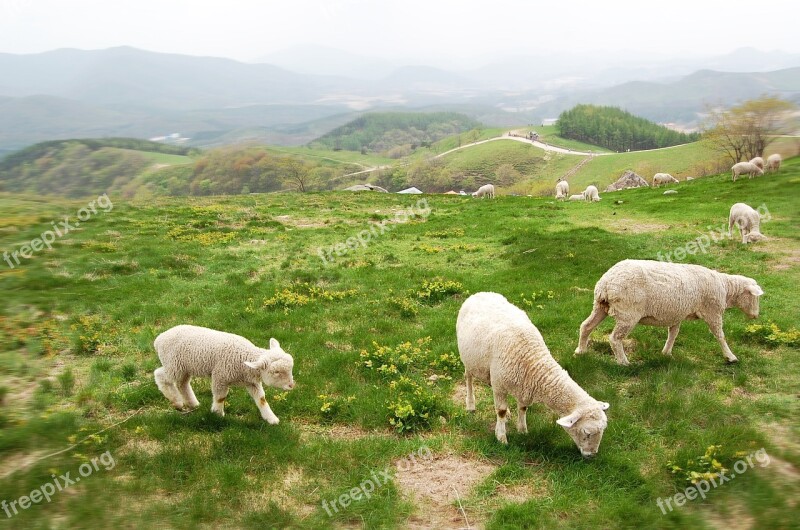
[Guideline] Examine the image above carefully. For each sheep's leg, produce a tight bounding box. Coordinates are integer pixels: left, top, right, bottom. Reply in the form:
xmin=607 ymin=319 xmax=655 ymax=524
xmin=609 ymin=321 xmax=634 ymax=365
xmin=704 ymin=316 xmax=738 ymax=363
xmin=465 ymin=371 xmax=476 ymax=412
xmin=728 ymin=217 xmax=734 ymax=237
xmin=741 ymin=227 xmax=749 ymax=244
xmin=493 ymin=390 xmax=509 ymax=444
xmin=154 ymin=367 xmax=185 ymax=410
xmin=177 ymin=376 xmax=201 ymax=409
xmin=210 ymin=380 xmax=229 ymax=416
xmin=516 ymin=402 xmax=528 ymax=434
xmin=246 ymin=383 xmax=279 ymax=425
xmin=575 ymin=303 xmax=607 ymax=354
xmin=662 ymin=323 xmax=681 ymax=355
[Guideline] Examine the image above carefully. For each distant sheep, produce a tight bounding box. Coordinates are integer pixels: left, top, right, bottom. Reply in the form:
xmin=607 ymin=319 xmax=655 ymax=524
xmin=154 ymin=325 xmax=295 ymax=424
xmin=458 ymin=292 xmax=610 ymax=457
xmin=653 ymin=173 xmax=678 ymax=187
xmin=472 ymin=184 xmax=495 ymax=199
xmin=731 ymin=161 xmax=764 ymax=181
xmin=575 ymin=259 xmax=763 ymax=364
xmin=729 ymin=203 xmax=767 ymax=244
xmin=555 ymin=180 xmax=569 ymax=200
xmin=766 ymin=154 xmax=782 ymax=173
xmin=749 ymin=157 xmax=765 ymax=170
xmin=583 ymin=185 xmax=600 ymax=202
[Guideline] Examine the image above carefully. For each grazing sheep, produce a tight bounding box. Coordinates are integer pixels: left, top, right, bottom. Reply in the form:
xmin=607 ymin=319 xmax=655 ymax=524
xmin=729 ymin=203 xmax=767 ymax=244
xmin=568 ymin=194 xmax=584 ymax=201
xmin=154 ymin=325 xmax=295 ymax=424
xmin=555 ymin=180 xmax=570 ymax=200
xmin=457 ymin=292 xmax=610 ymax=458
xmin=731 ymin=161 xmax=764 ymax=181
xmin=583 ymin=185 xmax=601 ymax=202
xmin=767 ymin=153 xmax=782 ymax=173
xmin=575 ymin=259 xmax=763 ymax=365
xmin=653 ymin=173 xmax=678 ymax=187
xmin=472 ymin=184 xmax=495 ymax=199
xmin=750 ymin=157 xmax=765 ymax=170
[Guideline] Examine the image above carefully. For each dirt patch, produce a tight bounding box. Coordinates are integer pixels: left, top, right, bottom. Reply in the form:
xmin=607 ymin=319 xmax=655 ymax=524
xmin=246 ymin=465 xmax=317 ymax=519
xmin=396 ymin=453 xmax=496 ymax=529
xmin=274 ymin=215 xmax=328 ymax=229
xmin=295 ymin=421 xmax=392 ymax=442
xmin=0 ymin=450 xmax=48 ymax=479
xmin=606 ymin=218 xmax=672 ymax=234
xmin=703 ymin=499 xmax=755 ymax=530
xmin=766 ymin=243 xmax=800 ymax=271
xmin=118 ymin=437 xmax=163 ymax=457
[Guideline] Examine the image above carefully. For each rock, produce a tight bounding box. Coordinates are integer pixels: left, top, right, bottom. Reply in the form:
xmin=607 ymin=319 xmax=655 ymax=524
xmin=605 ymin=170 xmax=650 ymax=192
xmin=663 ymin=190 xmax=678 ymax=195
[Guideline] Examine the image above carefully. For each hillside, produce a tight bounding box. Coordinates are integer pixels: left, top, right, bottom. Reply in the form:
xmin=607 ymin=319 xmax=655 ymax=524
xmin=309 ymin=111 xmax=482 ymax=156
xmin=0 ymin=162 xmax=798 ymax=528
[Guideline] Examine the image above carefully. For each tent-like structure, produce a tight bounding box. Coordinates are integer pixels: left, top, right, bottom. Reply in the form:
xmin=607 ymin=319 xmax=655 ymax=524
xmin=397 ymin=187 xmax=423 ymax=194
xmin=343 ymin=184 xmax=389 ymax=192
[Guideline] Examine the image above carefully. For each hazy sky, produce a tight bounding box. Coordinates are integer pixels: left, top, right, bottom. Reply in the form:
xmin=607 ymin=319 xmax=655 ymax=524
xmin=1 ymin=0 xmax=798 ymax=66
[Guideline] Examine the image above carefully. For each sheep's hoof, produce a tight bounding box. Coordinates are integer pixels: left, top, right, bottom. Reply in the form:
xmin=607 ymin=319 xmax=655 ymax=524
xmin=726 ymin=358 xmax=739 ymax=364
xmin=266 ymin=416 xmax=280 ymax=425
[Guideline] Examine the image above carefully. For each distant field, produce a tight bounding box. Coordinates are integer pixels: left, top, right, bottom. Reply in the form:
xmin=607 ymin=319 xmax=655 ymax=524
xmin=265 ymin=146 xmax=395 ymax=169
xmin=114 ymin=148 xmax=194 ymax=166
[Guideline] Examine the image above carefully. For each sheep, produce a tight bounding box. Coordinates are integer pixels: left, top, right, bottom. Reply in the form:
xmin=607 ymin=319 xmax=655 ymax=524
xmin=583 ymin=185 xmax=601 ymax=202
xmin=457 ymin=292 xmax=610 ymax=458
xmin=472 ymin=184 xmax=495 ymax=199
xmin=749 ymin=157 xmax=765 ymax=170
xmin=766 ymin=153 xmax=782 ymax=173
xmin=555 ymin=179 xmax=569 ymax=200
xmin=653 ymin=173 xmax=678 ymax=187
xmin=729 ymin=203 xmax=767 ymax=244
xmin=568 ymin=194 xmax=584 ymax=201
xmin=731 ymin=161 xmax=764 ymax=181
xmin=154 ymin=325 xmax=295 ymax=424
xmin=575 ymin=259 xmax=763 ymax=365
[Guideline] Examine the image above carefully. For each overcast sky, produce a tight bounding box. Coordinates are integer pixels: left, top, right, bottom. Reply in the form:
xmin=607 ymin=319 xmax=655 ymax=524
xmin=1 ymin=0 xmax=798 ymax=66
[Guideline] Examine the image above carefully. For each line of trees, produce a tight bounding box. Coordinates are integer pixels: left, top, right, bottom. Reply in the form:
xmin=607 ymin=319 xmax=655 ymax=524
xmin=558 ymin=105 xmax=699 ymax=152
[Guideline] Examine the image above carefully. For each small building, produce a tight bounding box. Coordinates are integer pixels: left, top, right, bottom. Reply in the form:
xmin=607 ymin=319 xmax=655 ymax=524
xmin=541 ymin=118 xmax=558 ymax=126
xmin=397 ymin=187 xmax=423 ymax=194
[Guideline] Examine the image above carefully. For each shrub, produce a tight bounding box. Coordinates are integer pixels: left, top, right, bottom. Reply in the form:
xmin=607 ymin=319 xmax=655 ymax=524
xmin=744 ymin=321 xmax=800 ymax=347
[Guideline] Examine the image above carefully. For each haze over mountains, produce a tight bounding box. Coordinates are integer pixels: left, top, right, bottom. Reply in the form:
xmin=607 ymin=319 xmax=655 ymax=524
xmin=1 ymin=45 xmax=799 ymax=156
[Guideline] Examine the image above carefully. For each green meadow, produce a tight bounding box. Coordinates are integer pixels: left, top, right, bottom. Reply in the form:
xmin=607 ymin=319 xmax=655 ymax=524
xmin=0 ymin=159 xmax=798 ymax=528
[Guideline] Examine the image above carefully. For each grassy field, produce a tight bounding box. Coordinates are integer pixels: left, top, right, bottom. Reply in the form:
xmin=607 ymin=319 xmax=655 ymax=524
xmin=0 ymin=159 xmax=798 ymax=528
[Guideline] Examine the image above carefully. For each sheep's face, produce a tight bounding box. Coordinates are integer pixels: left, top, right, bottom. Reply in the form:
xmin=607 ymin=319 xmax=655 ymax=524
xmin=556 ymin=402 xmax=609 ymax=459
xmin=731 ymin=279 xmax=764 ymax=319
xmin=263 ymin=356 xmax=295 ymax=391
xmin=745 ymin=232 xmax=768 ymax=244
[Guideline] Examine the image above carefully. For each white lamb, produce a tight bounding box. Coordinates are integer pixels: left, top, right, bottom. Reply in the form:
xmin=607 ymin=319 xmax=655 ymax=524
xmin=583 ymin=185 xmax=601 ymax=202
xmin=731 ymin=161 xmax=764 ymax=181
xmin=749 ymin=157 xmax=765 ymax=170
xmin=766 ymin=153 xmax=782 ymax=173
xmin=472 ymin=184 xmax=495 ymax=199
xmin=555 ymin=180 xmax=569 ymax=200
xmin=154 ymin=325 xmax=295 ymax=424
xmin=568 ymin=194 xmax=584 ymax=201
xmin=457 ymin=292 xmax=610 ymax=458
xmin=575 ymin=259 xmax=763 ymax=365
xmin=652 ymin=173 xmax=678 ymax=187
xmin=729 ymin=203 xmax=767 ymax=244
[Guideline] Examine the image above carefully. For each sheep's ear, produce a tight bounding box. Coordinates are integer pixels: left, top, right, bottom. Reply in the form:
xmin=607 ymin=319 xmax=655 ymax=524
xmin=556 ymin=410 xmax=583 ymax=428
xmin=599 ymin=401 xmax=610 ymax=411
xmin=747 ymin=284 xmax=764 ymax=296
xmin=244 ymin=357 xmax=269 ymax=371
xmin=269 ymin=338 xmax=280 ymax=350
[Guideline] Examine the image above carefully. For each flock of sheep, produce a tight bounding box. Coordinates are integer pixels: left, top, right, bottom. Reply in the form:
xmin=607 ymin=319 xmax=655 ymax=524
xmin=151 ymin=153 xmax=777 ymax=459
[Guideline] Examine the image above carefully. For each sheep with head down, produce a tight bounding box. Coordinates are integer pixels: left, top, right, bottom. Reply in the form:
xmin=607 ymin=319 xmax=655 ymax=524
xmin=652 ymin=173 xmax=678 ymax=187
xmin=729 ymin=203 xmax=767 ymax=244
xmin=458 ymin=292 xmax=610 ymax=458
xmin=766 ymin=154 xmax=782 ymax=173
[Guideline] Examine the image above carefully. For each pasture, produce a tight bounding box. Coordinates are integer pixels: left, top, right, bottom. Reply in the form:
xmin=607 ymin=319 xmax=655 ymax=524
xmin=0 ymin=160 xmax=798 ymax=528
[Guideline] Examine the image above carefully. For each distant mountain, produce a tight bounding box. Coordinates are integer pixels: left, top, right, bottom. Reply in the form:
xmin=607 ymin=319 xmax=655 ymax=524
xmin=255 ymin=44 xmax=403 ymax=80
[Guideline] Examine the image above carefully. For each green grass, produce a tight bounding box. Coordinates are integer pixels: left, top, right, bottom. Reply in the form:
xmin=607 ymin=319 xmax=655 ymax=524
xmin=0 ymin=159 xmax=798 ymax=528
xmin=117 ymin=149 xmax=194 ymax=166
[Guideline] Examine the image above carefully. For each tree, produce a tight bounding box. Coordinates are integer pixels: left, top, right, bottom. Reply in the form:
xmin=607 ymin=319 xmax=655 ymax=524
xmin=280 ymin=158 xmax=314 ymax=192
xmin=702 ymin=96 xmax=796 ymax=165
xmin=494 ymin=164 xmax=521 ymax=187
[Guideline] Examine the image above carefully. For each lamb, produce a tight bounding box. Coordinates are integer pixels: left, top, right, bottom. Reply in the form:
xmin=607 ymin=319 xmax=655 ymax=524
xmin=749 ymin=157 xmax=765 ymax=170
xmin=729 ymin=203 xmax=767 ymax=243
xmin=731 ymin=161 xmax=764 ymax=181
xmin=555 ymin=179 xmax=569 ymax=200
xmin=568 ymin=194 xmax=584 ymax=201
xmin=766 ymin=153 xmax=782 ymax=173
xmin=575 ymin=259 xmax=763 ymax=365
xmin=154 ymin=325 xmax=295 ymax=424
xmin=472 ymin=184 xmax=495 ymax=199
xmin=457 ymin=292 xmax=610 ymax=458
xmin=583 ymin=185 xmax=601 ymax=202
xmin=652 ymin=173 xmax=678 ymax=187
